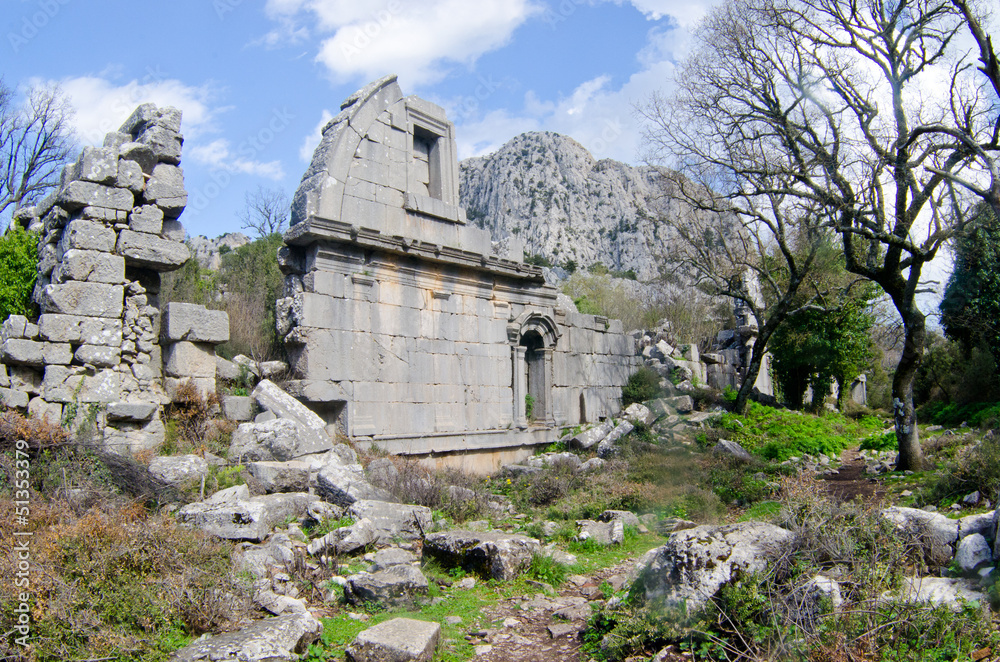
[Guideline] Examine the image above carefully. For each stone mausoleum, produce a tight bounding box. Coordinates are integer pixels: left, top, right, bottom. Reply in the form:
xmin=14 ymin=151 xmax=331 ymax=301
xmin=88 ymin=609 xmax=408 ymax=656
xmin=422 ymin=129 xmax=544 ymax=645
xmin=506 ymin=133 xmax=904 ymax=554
xmin=276 ymin=75 xmax=641 ymax=468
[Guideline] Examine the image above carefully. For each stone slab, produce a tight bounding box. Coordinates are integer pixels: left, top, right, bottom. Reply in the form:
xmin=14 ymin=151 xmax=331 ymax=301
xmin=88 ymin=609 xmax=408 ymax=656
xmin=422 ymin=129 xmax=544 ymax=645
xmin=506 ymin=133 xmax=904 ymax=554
xmin=162 ymin=302 xmax=230 ymax=343
xmin=117 ymin=230 xmax=189 ymax=271
xmin=163 ymin=341 xmax=217 ymax=378
xmin=346 ymin=618 xmax=439 ymax=662
xmin=39 ymin=282 xmax=124 ymax=318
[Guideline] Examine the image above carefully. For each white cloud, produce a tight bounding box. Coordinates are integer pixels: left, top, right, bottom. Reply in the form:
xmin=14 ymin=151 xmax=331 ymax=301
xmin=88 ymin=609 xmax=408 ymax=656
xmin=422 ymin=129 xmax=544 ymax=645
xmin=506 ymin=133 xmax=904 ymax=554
xmin=623 ymin=0 xmax=717 ymax=28
xmin=264 ymin=0 xmax=542 ymax=86
xmin=188 ymin=138 xmax=285 ymax=180
xmin=300 ymin=109 xmax=335 ymax=161
xmin=33 ymin=74 xmax=221 ymax=146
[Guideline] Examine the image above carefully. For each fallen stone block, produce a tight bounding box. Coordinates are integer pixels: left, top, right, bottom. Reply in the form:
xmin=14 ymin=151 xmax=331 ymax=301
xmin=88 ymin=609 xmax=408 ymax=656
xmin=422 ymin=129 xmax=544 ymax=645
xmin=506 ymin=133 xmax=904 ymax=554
xmin=222 ymin=395 xmax=254 ymax=421
xmin=345 ymin=565 xmax=429 ymax=607
xmin=248 ymin=460 xmax=311 ymax=493
xmin=370 ymin=547 xmax=418 ymax=572
xmin=148 ymin=454 xmax=208 ymax=487
xmin=347 ymin=499 xmax=431 ymax=542
xmin=524 ymin=452 xmax=582 ymax=472
xmin=162 ymin=302 xmax=230 ymax=343
xmin=635 ymin=522 xmax=796 ymax=610
xmin=346 ymin=618 xmax=439 ymax=662
xmin=597 ymin=421 xmax=634 ymax=458
xmin=169 ymin=612 xmax=323 ymax=662
xmin=890 ymin=576 xmax=984 ymax=610
xmin=307 ymin=518 xmax=379 ymax=557
xmin=599 ymin=510 xmax=641 ymax=527
xmin=577 ymin=519 xmax=623 ymax=545
xmin=316 ymin=462 xmax=392 ymax=507
xmin=624 ymin=402 xmax=656 ymax=426
xmin=177 ymin=491 xmax=312 ymax=541
xmin=422 ymin=530 xmax=541 ymax=581
xmin=664 ymin=395 xmax=694 ymax=414
xmin=569 ymin=419 xmax=614 ymax=451
xmin=230 ymin=418 xmax=333 ymax=463
xmin=714 ymin=439 xmax=754 ymax=463
xmin=955 ymin=533 xmax=992 ymax=572
xmin=249 ymin=379 xmax=333 ymax=456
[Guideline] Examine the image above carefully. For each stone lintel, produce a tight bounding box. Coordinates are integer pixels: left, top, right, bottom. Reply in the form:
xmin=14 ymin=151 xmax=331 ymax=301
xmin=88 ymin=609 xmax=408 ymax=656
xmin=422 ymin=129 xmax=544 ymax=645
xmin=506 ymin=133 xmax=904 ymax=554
xmin=284 ymin=215 xmax=545 ymax=283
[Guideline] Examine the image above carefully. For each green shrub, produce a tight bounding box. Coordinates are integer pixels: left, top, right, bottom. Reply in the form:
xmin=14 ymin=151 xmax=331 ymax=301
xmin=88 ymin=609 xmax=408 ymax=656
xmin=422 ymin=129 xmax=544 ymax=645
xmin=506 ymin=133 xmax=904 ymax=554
xmin=860 ymin=429 xmax=896 ymax=451
xmin=528 ymin=553 xmax=568 ymax=587
xmin=622 ymin=367 xmax=662 ymax=407
xmin=0 ymin=225 xmax=39 ymax=322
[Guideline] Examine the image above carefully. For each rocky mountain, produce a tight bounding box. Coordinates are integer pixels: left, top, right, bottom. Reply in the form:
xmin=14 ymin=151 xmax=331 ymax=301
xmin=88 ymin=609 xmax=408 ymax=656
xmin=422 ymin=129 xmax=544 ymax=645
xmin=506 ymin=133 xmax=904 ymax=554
xmin=459 ymin=132 xmax=710 ymax=283
xmin=188 ymin=232 xmax=251 ymax=270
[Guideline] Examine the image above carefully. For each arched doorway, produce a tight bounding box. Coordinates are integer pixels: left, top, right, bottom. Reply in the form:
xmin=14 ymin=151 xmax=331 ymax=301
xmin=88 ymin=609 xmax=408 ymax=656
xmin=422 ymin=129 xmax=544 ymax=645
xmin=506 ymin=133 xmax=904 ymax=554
xmin=508 ymin=311 xmax=561 ymax=427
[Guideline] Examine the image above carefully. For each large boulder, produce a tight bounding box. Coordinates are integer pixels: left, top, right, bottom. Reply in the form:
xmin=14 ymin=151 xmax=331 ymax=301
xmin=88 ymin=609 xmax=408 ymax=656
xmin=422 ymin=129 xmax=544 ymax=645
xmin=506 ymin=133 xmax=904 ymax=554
xmin=169 ymin=612 xmax=323 ymax=662
xmin=347 ymin=500 xmax=432 ymax=542
xmin=346 ymin=618 xmax=440 ymax=662
xmin=634 ymin=522 xmax=796 ymax=610
xmin=177 ymin=489 xmax=312 ymax=541
xmin=345 ymin=564 xmax=430 ymax=607
xmin=422 ymin=530 xmax=540 ymax=581
xmin=881 ymin=507 xmax=959 ymax=567
xmin=316 ymin=462 xmax=392 ymax=507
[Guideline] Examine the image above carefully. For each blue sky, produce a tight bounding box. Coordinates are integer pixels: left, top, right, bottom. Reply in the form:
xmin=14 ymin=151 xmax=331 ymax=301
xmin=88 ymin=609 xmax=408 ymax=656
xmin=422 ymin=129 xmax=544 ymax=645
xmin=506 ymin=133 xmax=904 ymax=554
xmin=3 ymin=0 xmax=715 ymax=239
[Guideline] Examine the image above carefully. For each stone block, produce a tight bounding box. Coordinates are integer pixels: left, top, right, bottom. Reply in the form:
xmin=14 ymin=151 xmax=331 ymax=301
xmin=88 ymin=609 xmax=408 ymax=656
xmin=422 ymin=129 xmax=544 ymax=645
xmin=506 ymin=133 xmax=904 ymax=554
xmin=346 ymin=618 xmax=439 ymax=662
xmin=119 ymin=142 xmax=157 ymax=173
xmin=144 ymin=163 xmax=187 ymax=216
xmin=59 ymin=220 xmax=117 ymax=253
xmin=222 ymin=395 xmax=254 ymax=421
xmin=107 ymin=402 xmax=157 ymax=421
xmin=422 ymin=531 xmax=541 ymax=581
xmin=230 ymin=418 xmax=325 ymax=462
xmin=39 ymin=282 xmax=123 ymax=317
xmin=7 ymin=365 xmax=41 ymax=394
xmin=162 ymin=218 xmax=186 ymax=241
xmin=1 ymin=339 xmax=43 ymax=365
xmin=129 ymin=205 xmax=163 ymax=234
xmin=163 ymin=341 xmax=216 ymax=378
xmin=347 ymin=500 xmax=432 ymax=542
xmin=149 ymin=454 xmax=209 ymax=487
xmin=116 ymin=230 xmax=189 ymax=271
xmin=38 ymin=314 xmax=123 ymax=346
xmin=137 ymin=125 xmax=183 ymax=165
xmin=74 ymin=344 xmax=121 ymax=368
xmin=162 ymin=302 xmax=230 ymax=343
xmin=316 ymin=462 xmax=392 ymax=507
xmin=247 ymin=460 xmax=311 ymax=493
xmin=42 ymin=365 xmax=121 ymax=403
xmin=28 ymin=397 xmax=62 ymax=424
xmin=52 ymin=249 xmax=126 ymax=284
xmin=169 ymin=613 xmax=323 ymax=662
xmin=177 ymin=492 xmax=312 ymax=541
xmin=57 ymin=181 xmax=134 ymax=212
xmin=345 ymin=565 xmax=429 ymax=607
xmin=74 ymin=146 xmax=118 ymax=185
xmin=117 ymin=158 xmax=145 ymax=193
xmin=1 ymin=387 xmax=29 ymax=408
xmin=1 ymin=315 xmax=27 ymax=340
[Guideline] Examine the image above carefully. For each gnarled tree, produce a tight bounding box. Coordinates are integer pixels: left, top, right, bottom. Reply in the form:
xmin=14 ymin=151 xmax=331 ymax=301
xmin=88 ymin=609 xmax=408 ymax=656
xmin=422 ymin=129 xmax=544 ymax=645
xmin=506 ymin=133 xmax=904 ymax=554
xmin=642 ymin=0 xmax=994 ymax=470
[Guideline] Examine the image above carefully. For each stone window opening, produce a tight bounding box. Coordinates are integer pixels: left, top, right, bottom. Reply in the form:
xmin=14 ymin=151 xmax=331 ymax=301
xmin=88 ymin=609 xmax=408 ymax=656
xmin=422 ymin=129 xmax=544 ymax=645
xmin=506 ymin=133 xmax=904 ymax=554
xmin=412 ymin=126 xmax=441 ymax=200
xmin=521 ymin=331 xmax=545 ymax=422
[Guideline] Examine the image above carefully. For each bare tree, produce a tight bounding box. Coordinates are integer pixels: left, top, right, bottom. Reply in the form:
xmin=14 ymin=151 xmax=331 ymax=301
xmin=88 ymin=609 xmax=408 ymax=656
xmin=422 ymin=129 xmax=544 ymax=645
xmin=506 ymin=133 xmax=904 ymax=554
xmin=0 ymin=80 xmax=76 ymax=228
xmin=238 ymin=185 xmax=289 ymax=238
xmin=638 ymin=1 xmax=855 ymax=416
xmin=643 ymin=0 xmax=992 ymax=470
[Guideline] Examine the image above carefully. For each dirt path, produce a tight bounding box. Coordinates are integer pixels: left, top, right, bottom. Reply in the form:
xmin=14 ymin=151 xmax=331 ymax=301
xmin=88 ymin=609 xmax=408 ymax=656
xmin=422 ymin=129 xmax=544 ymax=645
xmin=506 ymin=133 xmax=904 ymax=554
xmin=817 ymin=448 xmax=886 ymax=502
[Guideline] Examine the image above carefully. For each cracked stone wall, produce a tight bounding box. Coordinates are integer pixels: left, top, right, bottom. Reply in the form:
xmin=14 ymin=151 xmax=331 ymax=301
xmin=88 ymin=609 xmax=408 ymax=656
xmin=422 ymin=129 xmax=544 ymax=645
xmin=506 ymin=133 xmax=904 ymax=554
xmin=0 ymin=104 xmax=227 ymax=453
xmin=280 ymin=76 xmax=641 ymax=462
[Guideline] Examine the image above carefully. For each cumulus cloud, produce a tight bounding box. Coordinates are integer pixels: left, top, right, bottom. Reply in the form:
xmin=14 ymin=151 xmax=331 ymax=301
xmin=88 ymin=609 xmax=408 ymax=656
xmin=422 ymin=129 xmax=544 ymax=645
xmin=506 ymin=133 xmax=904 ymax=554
xmin=188 ymin=138 xmax=285 ymax=180
xmin=263 ymin=0 xmax=542 ymax=86
xmin=32 ymin=73 xmax=221 ymax=146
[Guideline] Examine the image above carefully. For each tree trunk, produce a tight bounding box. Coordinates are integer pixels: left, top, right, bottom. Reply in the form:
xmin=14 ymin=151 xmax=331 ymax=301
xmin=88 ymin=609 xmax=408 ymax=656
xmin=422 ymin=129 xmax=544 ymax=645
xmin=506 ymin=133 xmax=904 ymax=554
xmin=892 ymin=310 xmax=926 ymax=471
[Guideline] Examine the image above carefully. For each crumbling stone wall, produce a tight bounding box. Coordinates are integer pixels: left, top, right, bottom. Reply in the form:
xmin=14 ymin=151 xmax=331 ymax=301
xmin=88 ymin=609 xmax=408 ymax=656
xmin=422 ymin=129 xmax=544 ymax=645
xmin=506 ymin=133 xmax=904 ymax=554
xmin=0 ymin=104 xmax=227 ymax=453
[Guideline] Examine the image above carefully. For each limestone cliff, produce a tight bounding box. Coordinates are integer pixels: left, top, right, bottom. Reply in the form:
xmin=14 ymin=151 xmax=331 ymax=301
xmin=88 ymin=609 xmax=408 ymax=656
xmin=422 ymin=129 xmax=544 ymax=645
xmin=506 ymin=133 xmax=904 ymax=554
xmin=459 ymin=132 xmax=698 ymax=282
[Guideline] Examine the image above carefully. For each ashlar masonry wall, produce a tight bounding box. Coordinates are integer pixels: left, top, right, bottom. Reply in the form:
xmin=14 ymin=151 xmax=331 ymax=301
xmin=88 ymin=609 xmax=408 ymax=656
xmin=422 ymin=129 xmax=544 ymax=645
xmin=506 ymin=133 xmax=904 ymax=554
xmin=279 ymin=75 xmax=640 ymax=466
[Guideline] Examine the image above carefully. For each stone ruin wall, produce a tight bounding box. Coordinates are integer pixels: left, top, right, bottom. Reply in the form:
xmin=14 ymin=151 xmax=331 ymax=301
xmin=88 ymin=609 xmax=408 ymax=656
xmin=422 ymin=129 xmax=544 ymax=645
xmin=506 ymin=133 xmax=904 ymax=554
xmin=0 ymin=104 xmax=229 ymax=453
xmin=278 ymin=75 xmax=641 ymax=464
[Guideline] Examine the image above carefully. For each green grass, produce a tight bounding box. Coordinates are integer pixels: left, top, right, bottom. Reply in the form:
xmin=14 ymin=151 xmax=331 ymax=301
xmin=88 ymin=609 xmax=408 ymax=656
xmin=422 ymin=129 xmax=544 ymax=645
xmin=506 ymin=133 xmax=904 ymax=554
xmin=918 ymin=401 xmax=1000 ymax=429
xmin=715 ymin=402 xmax=883 ymax=461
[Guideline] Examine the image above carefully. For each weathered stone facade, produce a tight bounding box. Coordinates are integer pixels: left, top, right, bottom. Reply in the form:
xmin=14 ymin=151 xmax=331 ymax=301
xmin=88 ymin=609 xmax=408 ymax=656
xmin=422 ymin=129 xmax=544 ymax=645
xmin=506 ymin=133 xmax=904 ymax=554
xmin=278 ymin=76 xmax=641 ymax=463
xmin=0 ymin=104 xmax=228 ymax=453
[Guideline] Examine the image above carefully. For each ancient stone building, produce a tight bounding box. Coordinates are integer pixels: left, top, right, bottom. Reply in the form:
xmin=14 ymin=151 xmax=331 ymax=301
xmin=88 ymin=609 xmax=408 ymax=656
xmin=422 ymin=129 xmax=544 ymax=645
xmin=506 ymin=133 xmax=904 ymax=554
xmin=278 ymin=75 xmax=641 ymax=467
